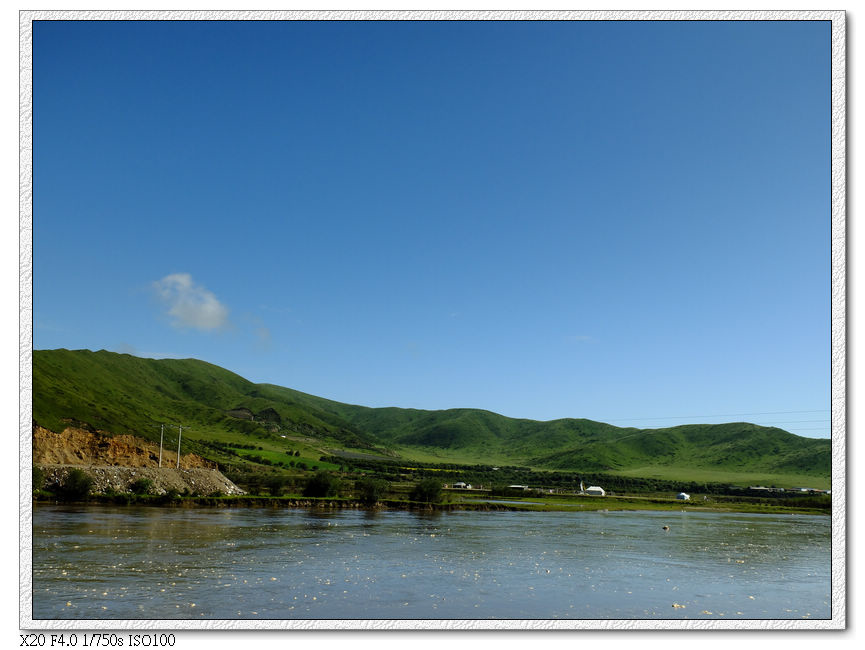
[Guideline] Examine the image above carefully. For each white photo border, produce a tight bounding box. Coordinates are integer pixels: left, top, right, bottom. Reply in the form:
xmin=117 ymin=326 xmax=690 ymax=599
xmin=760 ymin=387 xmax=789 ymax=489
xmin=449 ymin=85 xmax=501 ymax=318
xmin=18 ymin=8 xmax=847 ymax=631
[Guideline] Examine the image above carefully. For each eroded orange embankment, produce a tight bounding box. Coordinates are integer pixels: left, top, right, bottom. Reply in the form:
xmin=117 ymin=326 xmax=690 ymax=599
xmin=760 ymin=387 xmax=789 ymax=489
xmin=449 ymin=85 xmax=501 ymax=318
xmin=33 ymin=424 xmax=215 ymax=469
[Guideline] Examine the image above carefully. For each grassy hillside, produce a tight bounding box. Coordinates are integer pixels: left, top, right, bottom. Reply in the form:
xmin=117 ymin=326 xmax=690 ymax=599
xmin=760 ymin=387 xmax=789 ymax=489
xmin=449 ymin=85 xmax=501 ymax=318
xmin=255 ymin=385 xmax=829 ymax=479
xmin=527 ymin=422 xmax=830 ymax=476
xmin=33 ymin=349 xmax=384 ymax=464
xmin=32 ymin=349 xmax=831 ymax=484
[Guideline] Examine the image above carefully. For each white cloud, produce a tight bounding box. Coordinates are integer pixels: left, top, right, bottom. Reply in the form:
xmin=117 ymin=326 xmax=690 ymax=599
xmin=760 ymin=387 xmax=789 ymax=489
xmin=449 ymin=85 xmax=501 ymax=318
xmin=153 ymin=273 xmax=229 ymax=331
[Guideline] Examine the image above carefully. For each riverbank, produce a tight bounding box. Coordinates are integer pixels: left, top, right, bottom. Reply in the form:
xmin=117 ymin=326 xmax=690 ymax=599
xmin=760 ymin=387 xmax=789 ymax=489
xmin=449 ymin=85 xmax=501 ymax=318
xmin=32 ymin=493 xmax=830 ymax=515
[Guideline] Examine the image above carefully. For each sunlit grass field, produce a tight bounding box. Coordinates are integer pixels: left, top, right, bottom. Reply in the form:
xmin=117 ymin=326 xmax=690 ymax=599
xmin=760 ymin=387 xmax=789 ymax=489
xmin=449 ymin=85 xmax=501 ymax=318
xmin=611 ymin=465 xmax=830 ymax=490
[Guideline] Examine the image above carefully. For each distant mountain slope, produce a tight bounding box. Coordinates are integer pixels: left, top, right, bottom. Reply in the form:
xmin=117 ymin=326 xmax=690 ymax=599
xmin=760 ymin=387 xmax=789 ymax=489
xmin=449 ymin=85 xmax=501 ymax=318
xmin=32 ymin=349 xmax=830 ymax=478
xmin=528 ymin=422 xmax=831 ymax=476
xmin=249 ymin=385 xmax=829 ymax=477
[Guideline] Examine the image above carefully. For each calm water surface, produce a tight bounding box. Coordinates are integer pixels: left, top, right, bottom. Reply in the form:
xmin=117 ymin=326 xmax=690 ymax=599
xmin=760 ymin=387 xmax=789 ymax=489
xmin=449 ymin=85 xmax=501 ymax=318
xmin=32 ymin=506 xmax=831 ymax=620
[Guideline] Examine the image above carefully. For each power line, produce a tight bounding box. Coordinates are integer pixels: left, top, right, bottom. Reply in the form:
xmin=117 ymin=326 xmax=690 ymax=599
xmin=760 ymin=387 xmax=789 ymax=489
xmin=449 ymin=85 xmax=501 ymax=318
xmin=743 ymin=419 xmax=830 ymax=425
xmin=603 ymin=409 xmax=829 ymax=423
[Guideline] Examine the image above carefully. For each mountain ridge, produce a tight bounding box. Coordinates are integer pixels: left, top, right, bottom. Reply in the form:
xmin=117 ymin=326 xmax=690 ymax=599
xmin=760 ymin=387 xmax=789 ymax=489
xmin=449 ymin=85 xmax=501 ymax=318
xmin=32 ymin=348 xmax=830 ymax=481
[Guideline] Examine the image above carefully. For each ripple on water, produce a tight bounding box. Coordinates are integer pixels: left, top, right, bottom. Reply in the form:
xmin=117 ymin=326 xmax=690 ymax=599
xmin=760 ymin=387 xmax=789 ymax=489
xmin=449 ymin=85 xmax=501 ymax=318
xmin=32 ymin=506 xmax=830 ymax=620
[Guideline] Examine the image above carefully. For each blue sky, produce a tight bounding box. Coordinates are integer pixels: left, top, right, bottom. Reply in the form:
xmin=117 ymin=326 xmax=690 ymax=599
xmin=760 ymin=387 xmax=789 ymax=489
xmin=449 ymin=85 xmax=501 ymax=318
xmin=32 ymin=19 xmax=832 ymax=438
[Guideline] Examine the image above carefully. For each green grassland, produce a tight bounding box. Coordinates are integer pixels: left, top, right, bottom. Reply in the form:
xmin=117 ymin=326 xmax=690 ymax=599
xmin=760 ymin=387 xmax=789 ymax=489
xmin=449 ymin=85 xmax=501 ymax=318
xmin=612 ymin=465 xmax=830 ymax=490
xmin=447 ymin=493 xmax=830 ymax=515
xmin=33 ymin=349 xmax=831 ymax=489
xmin=388 ymin=444 xmax=520 ymax=467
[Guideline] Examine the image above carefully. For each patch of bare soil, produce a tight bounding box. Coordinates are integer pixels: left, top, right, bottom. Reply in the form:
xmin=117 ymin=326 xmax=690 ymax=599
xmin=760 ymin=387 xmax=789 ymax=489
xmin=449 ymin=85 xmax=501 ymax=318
xmin=33 ymin=423 xmax=245 ymax=496
xmin=33 ymin=424 xmax=214 ymax=469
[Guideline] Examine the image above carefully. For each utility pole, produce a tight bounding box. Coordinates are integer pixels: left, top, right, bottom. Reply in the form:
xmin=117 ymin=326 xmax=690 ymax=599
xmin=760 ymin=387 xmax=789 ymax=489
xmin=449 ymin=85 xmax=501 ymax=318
xmin=150 ymin=423 xmax=166 ymax=468
xmin=165 ymin=424 xmax=187 ymax=469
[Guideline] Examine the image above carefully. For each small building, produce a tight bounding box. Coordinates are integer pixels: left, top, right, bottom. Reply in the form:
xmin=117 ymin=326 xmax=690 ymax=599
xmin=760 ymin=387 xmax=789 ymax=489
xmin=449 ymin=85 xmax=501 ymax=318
xmin=453 ymin=482 xmax=468 ymax=489
xmin=586 ymin=486 xmax=605 ymax=496
xmin=508 ymin=485 xmax=529 ymax=491
xmin=676 ymin=492 xmax=690 ymax=501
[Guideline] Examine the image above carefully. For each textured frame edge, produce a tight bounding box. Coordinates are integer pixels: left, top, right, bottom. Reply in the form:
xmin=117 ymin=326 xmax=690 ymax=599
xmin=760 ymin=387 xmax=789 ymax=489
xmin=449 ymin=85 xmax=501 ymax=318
xmin=19 ymin=8 xmax=847 ymax=632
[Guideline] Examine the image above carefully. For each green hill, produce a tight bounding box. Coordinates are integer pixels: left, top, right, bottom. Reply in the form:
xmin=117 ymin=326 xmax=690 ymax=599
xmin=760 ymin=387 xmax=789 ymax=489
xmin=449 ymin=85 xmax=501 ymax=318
xmin=32 ymin=349 xmax=830 ymax=485
xmin=33 ymin=349 xmax=383 ymax=458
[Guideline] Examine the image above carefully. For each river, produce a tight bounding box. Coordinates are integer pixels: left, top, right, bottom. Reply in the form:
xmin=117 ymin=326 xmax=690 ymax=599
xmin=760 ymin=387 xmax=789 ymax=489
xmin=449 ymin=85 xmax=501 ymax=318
xmin=31 ymin=505 xmax=831 ymax=621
